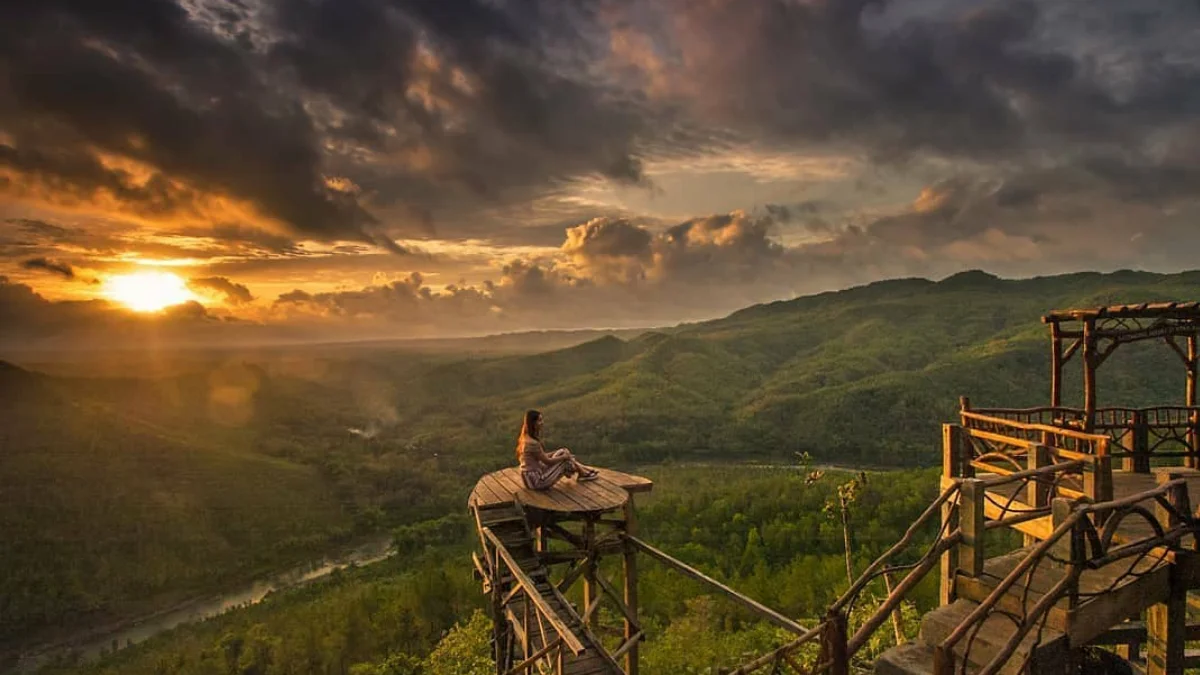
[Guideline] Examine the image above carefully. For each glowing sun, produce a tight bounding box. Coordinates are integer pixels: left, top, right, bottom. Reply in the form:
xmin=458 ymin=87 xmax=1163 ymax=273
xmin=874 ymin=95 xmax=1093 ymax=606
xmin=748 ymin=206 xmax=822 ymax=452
xmin=104 ymin=271 xmax=198 ymax=312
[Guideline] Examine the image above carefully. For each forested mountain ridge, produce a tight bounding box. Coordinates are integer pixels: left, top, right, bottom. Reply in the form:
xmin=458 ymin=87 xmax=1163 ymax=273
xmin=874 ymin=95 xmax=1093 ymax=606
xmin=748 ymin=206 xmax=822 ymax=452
xmin=408 ymin=269 xmax=1200 ymax=467
xmin=4 ymin=268 xmax=1200 ymax=659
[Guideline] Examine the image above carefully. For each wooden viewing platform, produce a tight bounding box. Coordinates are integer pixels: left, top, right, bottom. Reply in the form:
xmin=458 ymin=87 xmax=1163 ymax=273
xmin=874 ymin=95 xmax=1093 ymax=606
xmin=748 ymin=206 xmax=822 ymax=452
xmin=469 ymin=467 xmax=653 ymax=513
xmin=472 ymin=301 xmax=1200 ymax=675
xmin=470 ymin=465 xmax=817 ymax=675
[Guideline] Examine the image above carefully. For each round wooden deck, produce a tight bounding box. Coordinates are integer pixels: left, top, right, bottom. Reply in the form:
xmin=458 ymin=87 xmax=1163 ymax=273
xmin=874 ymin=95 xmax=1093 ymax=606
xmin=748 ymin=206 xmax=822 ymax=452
xmin=469 ymin=467 xmax=653 ymax=513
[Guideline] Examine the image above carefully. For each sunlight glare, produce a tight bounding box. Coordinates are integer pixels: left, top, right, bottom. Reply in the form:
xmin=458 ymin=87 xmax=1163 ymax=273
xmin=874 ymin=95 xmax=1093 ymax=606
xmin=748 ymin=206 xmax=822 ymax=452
xmin=104 ymin=271 xmax=199 ymax=312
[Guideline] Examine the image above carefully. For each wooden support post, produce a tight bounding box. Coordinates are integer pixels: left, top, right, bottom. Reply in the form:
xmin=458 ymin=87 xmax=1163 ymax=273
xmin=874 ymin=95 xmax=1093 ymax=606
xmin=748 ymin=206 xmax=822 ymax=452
xmin=958 ymin=478 xmax=985 ymax=578
xmin=941 ymin=424 xmax=965 ymax=605
xmin=493 ymin=546 xmax=505 ymax=675
xmin=1188 ymin=335 xmax=1198 ymax=469
xmin=1048 ymin=499 xmax=1076 ymax=571
xmin=1085 ymin=439 xmax=1114 ymax=527
xmin=1025 ymin=445 xmax=1051 ymax=547
xmin=1123 ymin=410 xmax=1151 ymax=474
xmin=821 ymin=610 xmax=849 ymax=675
xmin=622 ymin=499 xmax=639 ymax=675
xmin=1147 ymin=567 xmax=1186 ymax=675
xmin=1083 ymin=319 xmax=1098 ymax=432
xmin=1155 ymin=471 xmax=1193 ymax=551
xmin=1051 ymin=321 xmax=1063 ymax=407
xmin=583 ymin=517 xmax=595 ymax=628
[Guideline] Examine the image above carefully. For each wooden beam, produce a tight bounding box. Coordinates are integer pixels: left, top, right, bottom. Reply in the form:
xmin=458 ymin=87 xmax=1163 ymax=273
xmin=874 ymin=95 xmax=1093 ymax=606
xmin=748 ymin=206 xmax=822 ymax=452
xmin=1062 ymin=336 xmax=1083 ymax=364
xmin=1051 ymin=321 xmax=1063 ymax=406
xmin=622 ymin=499 xmax=640 ymax=675
xmin=544 ymin=522 xmax=584 ymax=548
xmin=1188 ymin=336 xmax=1198 ymax=468
xmin=556 ymin=559 xmax=588 ymax=595
xmin=503 ymin=637 xmax=561 ymax=675
xmin=1025 ymin=445 xmax=1050 ymax=548
xmin=958 ymin=478 xmax=985 ymax=578
xmin=610 ymin=632 xmax=644 ymax=662
xmin=1083 ymin=319 xmax=1098 ymax=432
xmin=1146 ymin=566 xmax=1187 ymax=675
xmin=942 ymin=424 xmax=964 ymax=606
xmin=1164 ymin=336 xmax=1191 ymax=366
xmin=626 ymin=535 xmax=809 ymax=635
xmin=943 ymin=424 xmax=967 ymax=479
xmin=582 ymin=518 xmax=595 ymax=628
xmin=595 ymin=569 xmax=640 ymax=633
xmin=1094 ymin=338 xmax=1121 ymax=368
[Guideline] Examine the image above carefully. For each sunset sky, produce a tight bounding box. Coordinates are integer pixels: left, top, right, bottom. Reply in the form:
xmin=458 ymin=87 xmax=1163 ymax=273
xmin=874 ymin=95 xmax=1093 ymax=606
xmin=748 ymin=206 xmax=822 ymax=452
xmin=3 ymin=0 xmax=1200 ymax=346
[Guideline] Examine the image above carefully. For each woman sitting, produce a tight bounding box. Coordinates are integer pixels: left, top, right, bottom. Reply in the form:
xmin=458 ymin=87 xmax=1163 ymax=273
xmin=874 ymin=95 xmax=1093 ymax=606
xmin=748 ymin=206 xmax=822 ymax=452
xmin=516 ymin=409 xmax=599 ymax=490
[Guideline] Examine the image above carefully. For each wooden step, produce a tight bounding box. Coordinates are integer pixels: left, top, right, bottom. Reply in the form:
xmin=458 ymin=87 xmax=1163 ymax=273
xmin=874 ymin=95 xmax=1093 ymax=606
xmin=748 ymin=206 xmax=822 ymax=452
xmin=918 ymin=599 xmax=1069 ymax=675
xmin=875 ymin=643 xmax=977 ymax=675
xmin=955 ymin=547 xmax=1172 ymax=646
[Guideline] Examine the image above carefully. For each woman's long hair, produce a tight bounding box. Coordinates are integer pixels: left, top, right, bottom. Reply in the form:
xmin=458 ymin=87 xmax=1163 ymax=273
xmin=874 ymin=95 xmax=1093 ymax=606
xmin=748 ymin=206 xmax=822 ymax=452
xmin=517 ymin=409 xmax=541 ymax=461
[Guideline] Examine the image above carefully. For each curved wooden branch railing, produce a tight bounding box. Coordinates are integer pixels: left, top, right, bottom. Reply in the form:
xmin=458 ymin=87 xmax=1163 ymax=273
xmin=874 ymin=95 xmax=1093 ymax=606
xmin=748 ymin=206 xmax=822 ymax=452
xmin=935 ymin=478 xmax=1194 ymax=675
xmin=968 ymin=405 xmax=1200 ymax=467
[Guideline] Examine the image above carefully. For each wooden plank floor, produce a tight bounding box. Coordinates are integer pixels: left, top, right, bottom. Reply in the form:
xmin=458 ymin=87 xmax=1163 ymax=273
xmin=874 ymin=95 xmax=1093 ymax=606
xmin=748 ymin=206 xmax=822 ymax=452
xmin=972 ymin=467 xmax=1200 ymax=546
xmin=469 ymin=467 xmax=653 ymax=512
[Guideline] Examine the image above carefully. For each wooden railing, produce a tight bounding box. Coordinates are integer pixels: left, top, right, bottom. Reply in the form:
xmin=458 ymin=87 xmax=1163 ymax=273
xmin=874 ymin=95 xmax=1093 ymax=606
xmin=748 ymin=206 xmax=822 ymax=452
xmin=719 ymin=446 xmax=1200 ymax=675
xmin=955 ymin=413 xmax=1112 ymax=507
xmin=935 ymin=476 xmax=1194 ymax=675
xmin=721 ymin=460 xmax=1096 ymax=675
xmin=966 ymin=404 xmax=1200 ymax=471
xmin=481 ymin=528 xmax=585 ymax=674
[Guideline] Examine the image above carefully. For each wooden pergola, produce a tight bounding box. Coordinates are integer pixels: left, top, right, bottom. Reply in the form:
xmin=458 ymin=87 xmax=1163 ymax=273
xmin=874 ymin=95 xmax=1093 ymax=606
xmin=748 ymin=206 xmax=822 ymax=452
xmin=1043 ymin=302 xmax=1200 ymax=432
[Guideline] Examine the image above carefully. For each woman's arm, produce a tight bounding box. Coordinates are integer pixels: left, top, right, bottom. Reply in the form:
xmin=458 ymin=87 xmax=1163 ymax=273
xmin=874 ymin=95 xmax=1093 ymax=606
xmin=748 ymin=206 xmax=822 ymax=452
xmin=533 ymin=442 xmax=571 ymax=464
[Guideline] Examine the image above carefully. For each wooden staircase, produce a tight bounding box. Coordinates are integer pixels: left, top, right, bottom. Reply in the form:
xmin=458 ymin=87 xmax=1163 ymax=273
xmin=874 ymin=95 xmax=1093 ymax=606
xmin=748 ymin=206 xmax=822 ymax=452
xmin=876 ymin=534 xmax=1174 ymax=675
xmin=475 ymin=503 xmax=624 ymax=675
xmin=877 ymin=598 xmax=1070 ymax=675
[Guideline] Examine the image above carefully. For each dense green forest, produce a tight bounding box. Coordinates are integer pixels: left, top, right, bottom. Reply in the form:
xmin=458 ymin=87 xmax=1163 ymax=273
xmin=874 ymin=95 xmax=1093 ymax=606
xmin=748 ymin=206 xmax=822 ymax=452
xmin=3 ymin=268 xmax=1199 ymax=660
xmin=39 ymin=467 xmax=938 ymax=675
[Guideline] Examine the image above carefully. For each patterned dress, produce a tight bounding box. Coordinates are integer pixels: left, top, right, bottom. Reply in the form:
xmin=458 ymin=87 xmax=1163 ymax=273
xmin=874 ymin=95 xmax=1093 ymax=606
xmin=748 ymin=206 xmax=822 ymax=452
xmin=518 ymin=436 xmax=578 ymax=490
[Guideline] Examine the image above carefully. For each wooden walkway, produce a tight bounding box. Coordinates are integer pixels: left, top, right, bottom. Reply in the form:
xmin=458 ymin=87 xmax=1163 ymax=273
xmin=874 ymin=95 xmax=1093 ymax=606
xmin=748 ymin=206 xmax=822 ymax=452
xmin=470 ymin=467 xmax=653 ymax=513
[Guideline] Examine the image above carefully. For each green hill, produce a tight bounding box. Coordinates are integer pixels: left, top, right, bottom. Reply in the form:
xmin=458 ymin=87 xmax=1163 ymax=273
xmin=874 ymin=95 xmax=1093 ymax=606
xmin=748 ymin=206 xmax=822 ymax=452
xmin=391 ymin=269 xmax=1200 ymax=467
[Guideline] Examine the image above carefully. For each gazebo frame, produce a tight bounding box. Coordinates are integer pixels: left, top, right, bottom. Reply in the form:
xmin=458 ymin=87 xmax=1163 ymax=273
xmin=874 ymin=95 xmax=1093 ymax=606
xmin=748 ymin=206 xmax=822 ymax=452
xmin=1038 ymin=302 xmax=1200 ymax=469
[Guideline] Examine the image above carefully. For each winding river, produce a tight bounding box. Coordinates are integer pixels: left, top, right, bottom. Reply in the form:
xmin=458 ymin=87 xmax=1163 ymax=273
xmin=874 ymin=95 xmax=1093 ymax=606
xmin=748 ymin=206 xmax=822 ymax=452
xmin=6 ymin=535 xmax=396 ymax=675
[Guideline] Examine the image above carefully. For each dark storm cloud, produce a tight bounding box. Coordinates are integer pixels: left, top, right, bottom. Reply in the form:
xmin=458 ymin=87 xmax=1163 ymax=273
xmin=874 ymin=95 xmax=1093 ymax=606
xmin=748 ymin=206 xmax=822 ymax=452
xmin=5 ymin=0 xmax=1200 ymax=254
xmin=188 ymin=276 xmax=255 ymax=305
xmin=0 ymin=0 xmax=647 ymax=250
xmin=20 ymin=257 xmax=81 ymax=281
xmin=0 ymin=1 xmax=402 ymax=248
xmin=266 ymin=0 xmax=651 ymax=218
xmin=624 ymin=0 xmax=1200 ymax=160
